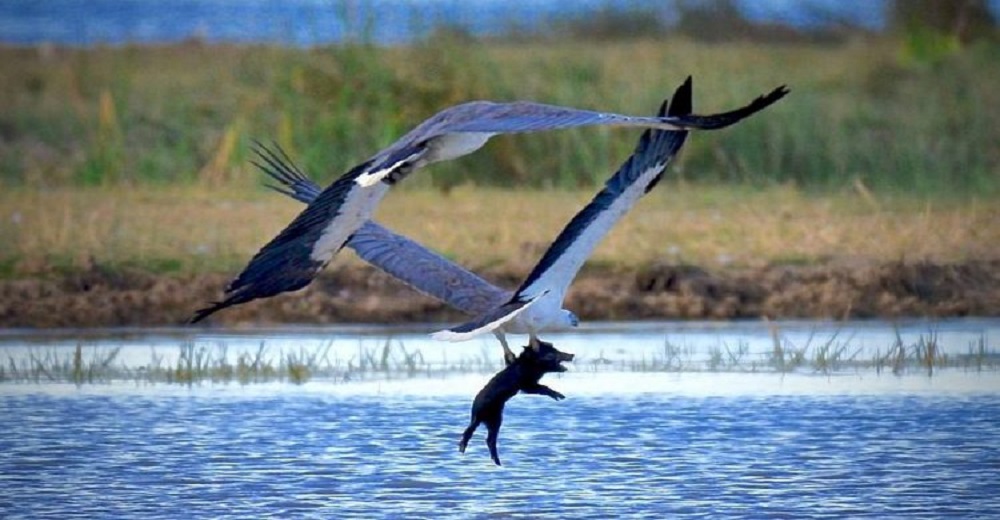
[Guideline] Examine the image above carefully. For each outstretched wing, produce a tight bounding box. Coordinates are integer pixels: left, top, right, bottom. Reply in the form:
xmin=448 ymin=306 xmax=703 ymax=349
xmin=440 ymin=86 xmax=787 ymax=134
xmin=348 ymin=223 xmax=511 ymax=315
xmin=192 ymin=80 xmax=788 ymax=322
xmin=434 ymin=76 xmax=697 ymax=339
xmin=251 ymin=142 xmax=511 ymax=316
xmin=513 ymin=78 xmax=694 ymax=302
xmin=190 ymin=159 xmax=380 ymax=323
xmin=356 ymin=84 xmax=789 ymax=187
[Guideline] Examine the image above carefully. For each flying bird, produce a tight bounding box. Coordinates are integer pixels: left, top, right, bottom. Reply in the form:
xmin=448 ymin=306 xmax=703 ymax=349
xmin=191 ymin=79 xmax=788 ymax=324
xmin=431 ymin=77 xmax=695 ymax=350
xmin=255 ymin=143 xmax=513 ymax=316
xmin=251 ymin=143 xmax=517 ymax=361
xmin=244 ymin=77 xmax=786 ymax=360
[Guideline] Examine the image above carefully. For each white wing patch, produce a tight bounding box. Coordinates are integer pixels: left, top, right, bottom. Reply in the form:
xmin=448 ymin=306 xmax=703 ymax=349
xmin=353 ymin=132 xmax=493 ymax=188
xmin=355 ymin=150 xmax=424 ymax=188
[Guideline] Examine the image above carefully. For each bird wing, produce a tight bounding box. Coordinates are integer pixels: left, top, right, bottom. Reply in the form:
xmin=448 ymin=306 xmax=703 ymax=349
xmin=348 ymin=223 xmax=512 ymax=315
xmin=357 ymin=83 xmax=788 ymax=187
xmin=513 ymin=78 xmax=694 ymax=302
xmin=434 ymin=76 xmax=696 ymax=338
xmin=190 ymin=159 xmax=381 ymax=323
xmin=192 ymin=80 xmax=787 ymax=322
xmin=436 ymin=86 xmax=786 ymax=134
xmin=429 ymin=292 xmax=548 ymax=342
xmin=250 ymin=142 xmax=512 ymax=316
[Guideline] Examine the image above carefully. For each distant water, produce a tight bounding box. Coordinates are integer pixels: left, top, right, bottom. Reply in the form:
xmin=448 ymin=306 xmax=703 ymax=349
xmin=2 ymin=373 xmax=999 ymax=519
xmin=0 ymin=0 xmax=894 ymax=47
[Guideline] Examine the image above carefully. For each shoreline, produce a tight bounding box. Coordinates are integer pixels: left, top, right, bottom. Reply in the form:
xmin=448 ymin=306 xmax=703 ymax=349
xmin=3 ymin=258 xmax=997 ymax=329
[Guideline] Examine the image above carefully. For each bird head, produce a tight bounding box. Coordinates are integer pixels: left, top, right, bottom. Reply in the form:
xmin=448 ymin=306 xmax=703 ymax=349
xmin=562 ymin=309 xmax=580 ymax=329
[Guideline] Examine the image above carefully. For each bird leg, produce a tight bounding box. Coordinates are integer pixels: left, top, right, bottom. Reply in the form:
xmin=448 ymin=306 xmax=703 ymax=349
xmin=528 ymin=334 xmax=541 ymax=351
xmin=493 ymin=330 xmax=516 ymax=366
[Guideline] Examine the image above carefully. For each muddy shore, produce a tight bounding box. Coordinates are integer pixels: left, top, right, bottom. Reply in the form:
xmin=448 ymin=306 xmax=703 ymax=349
xmin=2 ymin=259 xmax=997 ymax=329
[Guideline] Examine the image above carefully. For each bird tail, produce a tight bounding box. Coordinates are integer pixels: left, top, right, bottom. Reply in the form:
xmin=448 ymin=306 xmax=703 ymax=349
xmin=430 ymin=291 xmax=548 ymax=342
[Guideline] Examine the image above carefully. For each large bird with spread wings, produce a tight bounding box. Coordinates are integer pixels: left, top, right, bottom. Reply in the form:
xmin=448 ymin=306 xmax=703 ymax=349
xmin=228 ymin=78 xmax=788 ymax=362
xmin=191 ymin=78 xmax=788 ymax=329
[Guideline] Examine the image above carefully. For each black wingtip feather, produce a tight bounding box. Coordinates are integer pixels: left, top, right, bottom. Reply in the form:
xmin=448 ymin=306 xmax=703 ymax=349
xmin=189 ymin=300 xmax=229 ymax=324
xmin=263 ymin=183 xmax=298 ymax=200
xmin=252 ymin=141 xmax=299 ymax=183
xmin=189 ymin=288 xmax=257 ymax=324
xmin=250 ymin=141 xmax=323 ymax=204
xmin=189 ymin=142 xmax=346 ymax=324
xmin=676 ymin=83 xmax=789 ymax=130
xmin=189 ymin=261 xmax=319 ymax=324
xmin=668 ymin=77 xmax=693 ymax=117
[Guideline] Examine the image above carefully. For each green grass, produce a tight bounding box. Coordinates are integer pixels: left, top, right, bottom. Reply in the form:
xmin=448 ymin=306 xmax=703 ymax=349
xmin=1 ymin=37 xmax=998 ymax=196
xmin=0 ymin=339 xmax=504 ymax=386
xmin=587 ymin=331 xmax=999 ymax=375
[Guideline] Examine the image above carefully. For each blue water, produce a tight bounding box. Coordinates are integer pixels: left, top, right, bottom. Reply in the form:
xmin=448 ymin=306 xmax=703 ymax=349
xmin=3 ymin=321 xmax=999 ymax=517
xmin=2 ymin=373 xmax=999 ymax=518
xmin=0 ymin=0 xmax=899 ymax=47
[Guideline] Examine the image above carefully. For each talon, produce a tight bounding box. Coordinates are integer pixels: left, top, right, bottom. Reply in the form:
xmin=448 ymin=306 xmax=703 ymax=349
xmin=495 ymin=331 xmax=516 ymax=365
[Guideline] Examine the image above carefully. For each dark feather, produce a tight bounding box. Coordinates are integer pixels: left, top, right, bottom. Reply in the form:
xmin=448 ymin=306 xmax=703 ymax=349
xmin=193 ymin=79 xmax=786 ymax=323
xmin=251 ymin=140 xmax=322 ymax=204
xmin=190 ymin=160 xmax=371 ymax=323
xmin=513 ymin=79 xmax=692 ymax=296
xmin=669 ymin=84 xmax=788 ymax=130
xmin=248 ymin=144 xmax=511 ymax=316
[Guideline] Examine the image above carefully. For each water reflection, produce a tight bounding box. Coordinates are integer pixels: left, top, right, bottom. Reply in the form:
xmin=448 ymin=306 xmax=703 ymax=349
xmin=2 ymin=319 xmax=998 ymax=384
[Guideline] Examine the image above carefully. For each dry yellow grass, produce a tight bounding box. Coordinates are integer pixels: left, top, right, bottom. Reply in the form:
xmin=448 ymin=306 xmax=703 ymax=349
xmin=2 ymin=184 xmax=996 ymax=278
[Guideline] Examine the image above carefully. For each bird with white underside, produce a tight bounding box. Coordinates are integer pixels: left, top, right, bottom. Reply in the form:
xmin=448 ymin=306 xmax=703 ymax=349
xmin=213 ymin=77 xmax=789 ymax=362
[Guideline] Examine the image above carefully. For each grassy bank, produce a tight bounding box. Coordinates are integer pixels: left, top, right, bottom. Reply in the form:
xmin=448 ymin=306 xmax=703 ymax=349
xmin=1 ymin=184 xmax=997 ymax=279
xmin=1 ymin=37 xmax=998 ymax=195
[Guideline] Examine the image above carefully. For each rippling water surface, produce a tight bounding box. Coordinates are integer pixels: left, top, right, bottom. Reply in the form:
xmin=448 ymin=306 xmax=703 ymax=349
xmin=1 ymin=373 xmax=998 ymax=518
xmin=2 ymin=321 xmax=1000 ymax=518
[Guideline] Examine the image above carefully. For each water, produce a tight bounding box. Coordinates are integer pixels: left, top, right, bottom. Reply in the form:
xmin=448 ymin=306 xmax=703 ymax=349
xmin=0 ymin=0 xmax=896 ymax=47
xmin=2 ymin=320 xmax=1000 ymax=518
xmin=2 ymin=318 xmax=998 ymax=378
